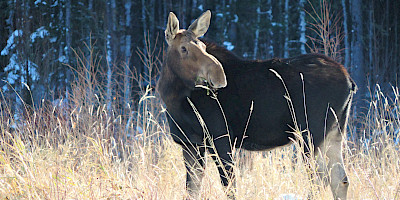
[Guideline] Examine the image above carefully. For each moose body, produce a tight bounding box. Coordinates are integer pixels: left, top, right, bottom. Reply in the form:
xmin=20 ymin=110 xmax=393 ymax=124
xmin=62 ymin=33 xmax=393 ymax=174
xmin=158 ymin=11 xmax=356 ymax=200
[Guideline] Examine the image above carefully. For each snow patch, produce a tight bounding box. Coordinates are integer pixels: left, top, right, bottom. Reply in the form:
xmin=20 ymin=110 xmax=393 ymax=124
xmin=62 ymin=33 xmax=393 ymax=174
xmin=276 ymin=194 xmax=302 ymax=200
xmin=271 ymin=22 xmax=283 ymax=27
xmin=51 ymin=1 xmax=58 ymax=7
xmin=4 ymin=54 xmax=20 ymax=85
xmin=4 ymin=54 xmax=39 ymax=84
xmin=1 ymin=30 xmax=23 ymax=56
xmin=223 ymin=41 xmax=235 ymax=51
xmin=28 ymin=60 xmax=39 ymax=81
xmin=50 ymin=37 xmax=57 ymax=43
xmin=35 ymin=0 xmax=46 ymax=5
xmin=58 ymin=55 xmax=67 ymax=63
xmin=30 ymin=26 xmax=49 ymax=43
xmin=232 ymin=14 xmax=239 ymax=23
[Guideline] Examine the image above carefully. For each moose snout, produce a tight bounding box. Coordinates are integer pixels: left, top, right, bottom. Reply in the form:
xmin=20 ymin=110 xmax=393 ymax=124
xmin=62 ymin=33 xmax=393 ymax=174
xmin=202 ymin=52 xmax=226 ymax=88
xmin=207 ymin=66 xmax=227 ymax=89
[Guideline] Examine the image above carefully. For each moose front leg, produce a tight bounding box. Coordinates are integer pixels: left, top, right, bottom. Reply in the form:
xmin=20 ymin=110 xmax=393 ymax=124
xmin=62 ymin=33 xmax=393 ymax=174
xmin=182 ymin=144 xmax=206 ymax=199
xmin=210 ymin=137 xmax=236 ymax=199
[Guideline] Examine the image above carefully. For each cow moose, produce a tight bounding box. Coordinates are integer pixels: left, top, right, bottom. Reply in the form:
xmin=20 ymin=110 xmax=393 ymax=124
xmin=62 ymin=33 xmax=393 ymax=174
xmin=157 ymin=10 xmax=357 ymax=200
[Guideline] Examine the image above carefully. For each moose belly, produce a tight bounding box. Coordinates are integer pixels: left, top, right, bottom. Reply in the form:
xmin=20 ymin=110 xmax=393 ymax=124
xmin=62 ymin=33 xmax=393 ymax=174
xmin=240 ymin=129 xmax=293 ymax=151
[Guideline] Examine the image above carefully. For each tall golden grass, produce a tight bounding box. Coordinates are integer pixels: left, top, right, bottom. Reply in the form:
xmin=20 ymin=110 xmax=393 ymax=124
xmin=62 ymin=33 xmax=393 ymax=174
xmin=1 ymin=45 xmax=399 ymax=200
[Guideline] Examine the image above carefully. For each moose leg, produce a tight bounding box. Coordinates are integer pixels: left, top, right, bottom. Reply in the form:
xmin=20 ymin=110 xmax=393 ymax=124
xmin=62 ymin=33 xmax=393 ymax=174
xmin=209 ymin=138 xmax=236 ymax=199
xmin=182 ymin=144 xmax=206 ymax=199
xmin=315 ymin=126 xmax=349 ymax=200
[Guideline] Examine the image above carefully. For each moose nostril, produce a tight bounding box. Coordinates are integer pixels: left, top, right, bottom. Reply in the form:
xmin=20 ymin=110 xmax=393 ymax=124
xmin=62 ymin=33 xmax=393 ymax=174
xmin=208 ymin=79 xmax=214 ymax=87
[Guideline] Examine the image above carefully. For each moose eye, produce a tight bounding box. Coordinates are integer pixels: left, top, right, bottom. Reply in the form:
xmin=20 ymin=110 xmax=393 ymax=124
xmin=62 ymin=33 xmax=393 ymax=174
xmin=181 ymin=46 xmax=187 ymax=54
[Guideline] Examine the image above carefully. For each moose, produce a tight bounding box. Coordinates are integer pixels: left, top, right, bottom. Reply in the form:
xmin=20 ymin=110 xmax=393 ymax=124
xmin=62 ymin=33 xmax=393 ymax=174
xmin=157 ymin=10 xmax=356 ymax=200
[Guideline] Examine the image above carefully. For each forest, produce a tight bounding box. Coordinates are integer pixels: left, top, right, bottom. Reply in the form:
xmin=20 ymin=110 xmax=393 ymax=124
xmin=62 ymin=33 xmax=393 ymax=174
xmin=1 ymin=0 xmax=399 ymax=120
xmin=0 ymin=0 xmax=400 ymax=199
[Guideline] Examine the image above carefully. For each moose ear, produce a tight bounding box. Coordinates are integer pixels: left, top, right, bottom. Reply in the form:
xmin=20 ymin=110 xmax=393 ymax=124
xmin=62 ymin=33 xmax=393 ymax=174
xmin=165 ymin=12 xmax=179 ymax=45
xmin=188 ymin=10 xmax=211 ymax=38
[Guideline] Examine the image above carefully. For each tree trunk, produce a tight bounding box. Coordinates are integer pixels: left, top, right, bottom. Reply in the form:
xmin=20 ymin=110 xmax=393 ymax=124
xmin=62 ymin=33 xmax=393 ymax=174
xmin=385 ymin=0 xmax=389 ymax=81
xmin=253 ymin=0 xmax=260 ymax=59
xmin=283 ymin=0 xmax=289 ymax=58
xmin=395 ymin=1 xmax=399 ymax=77
xmin=65 ymin=0 xmax=71 ymax=101
xmin=298 ymin=0 xmax=306 ymax=54
xmin=351 ymin=0 xmax=367 ymax=116
xmin=86 ymin=0 xmax=94 ymax=103
xmin=141 ymin=0 xmax=147 ymax=77
xmin=105 ymin=0 xmax=115 ymax=113
xmin=341 ymin=0 xmax=350 ymax=69
xmin=267 ymin=0 xmax=274 ymax=57
xmin=368 ymin=0 xmax=374 ymax=83
xmin=124 ymin=0 xmax=132 ymax=116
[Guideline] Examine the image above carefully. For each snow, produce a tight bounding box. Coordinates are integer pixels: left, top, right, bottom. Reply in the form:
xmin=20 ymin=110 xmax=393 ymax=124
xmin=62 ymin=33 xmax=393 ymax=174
xmin=58 ymin=55 xmax=67 ymax=63
xmin=34 ymin=0 xmax=46 ymax=5
xmin=51 ymin=1 xmax=58 ymax=7
xmin=30 ymin=26 xmax=49 ymax=43
xmin=223 ymin=41 xmax=235 ymax=51
xmin=271 ymin=22 xmax=283 ymax=27
xmin=4 ymin=54 xmax=39 ymax=85
xmin=1 ymin=30 xmax=22 ymax=56
xmin=28 ymin=60 xmax=39 ymax=81
xmin=50 ymin=37 xmax=57 ymax=43
xmin=276 ymin=194 xmax=302 ymax=200
xmin=4 ymin=54 xmax=21 ymax=85
xmin=233 ymin=14 xmax=239 ymax=23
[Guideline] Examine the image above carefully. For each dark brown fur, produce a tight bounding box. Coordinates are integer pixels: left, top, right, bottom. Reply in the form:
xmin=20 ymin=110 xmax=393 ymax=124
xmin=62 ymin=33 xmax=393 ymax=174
xmin=160 ymin=40 xmax=356 ymax=149
xmin=158 ymin=12 xmax=356 ymax=199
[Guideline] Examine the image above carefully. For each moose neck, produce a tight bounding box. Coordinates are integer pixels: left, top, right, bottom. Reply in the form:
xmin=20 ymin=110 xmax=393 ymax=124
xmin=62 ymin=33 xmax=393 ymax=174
xmin=158 ymin=63 xmax=192 ymax=111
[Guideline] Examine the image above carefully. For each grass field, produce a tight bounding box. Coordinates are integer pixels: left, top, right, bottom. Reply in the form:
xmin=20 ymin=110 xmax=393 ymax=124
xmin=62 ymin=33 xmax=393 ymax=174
xmin=1 ymin=80 xmax=399 ymax=200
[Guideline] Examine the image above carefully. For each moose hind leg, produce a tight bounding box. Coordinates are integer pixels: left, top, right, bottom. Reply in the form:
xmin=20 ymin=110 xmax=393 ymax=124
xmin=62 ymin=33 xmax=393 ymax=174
xmin=183 ymin=144 xmax=206 ymax=199
xmin=315 ymin=127 xmax=349 ymax=200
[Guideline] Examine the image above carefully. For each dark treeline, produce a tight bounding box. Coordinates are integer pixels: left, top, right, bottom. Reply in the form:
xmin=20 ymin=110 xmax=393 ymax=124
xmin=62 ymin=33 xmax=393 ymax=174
xmin=0 ymin=0 xmax=399 ymax=119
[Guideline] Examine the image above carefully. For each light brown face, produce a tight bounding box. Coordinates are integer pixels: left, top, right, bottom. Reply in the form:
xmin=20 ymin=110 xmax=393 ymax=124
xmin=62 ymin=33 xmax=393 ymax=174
xmin=165 ymin=11 xmax=227 ymax=89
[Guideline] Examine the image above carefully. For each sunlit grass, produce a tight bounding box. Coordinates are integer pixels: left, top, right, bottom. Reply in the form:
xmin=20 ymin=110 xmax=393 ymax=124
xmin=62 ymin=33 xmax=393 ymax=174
xmin=1 ymin=83 xmax=400 ymax=199
xmin=1 ymin=41 xmax=399 ymax=199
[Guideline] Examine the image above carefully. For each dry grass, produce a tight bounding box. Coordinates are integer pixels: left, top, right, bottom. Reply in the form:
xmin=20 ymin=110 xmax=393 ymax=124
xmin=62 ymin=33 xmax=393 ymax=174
xmin=1 ymin=76 xmax=400 ymax=200
xmin=1 ymin=41 xmax=400 ymax=199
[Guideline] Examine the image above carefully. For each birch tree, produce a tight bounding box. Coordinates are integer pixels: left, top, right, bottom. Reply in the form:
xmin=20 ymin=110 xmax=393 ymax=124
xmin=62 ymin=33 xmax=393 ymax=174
xmin=105 ymin=0 xmax=116 ymax=113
